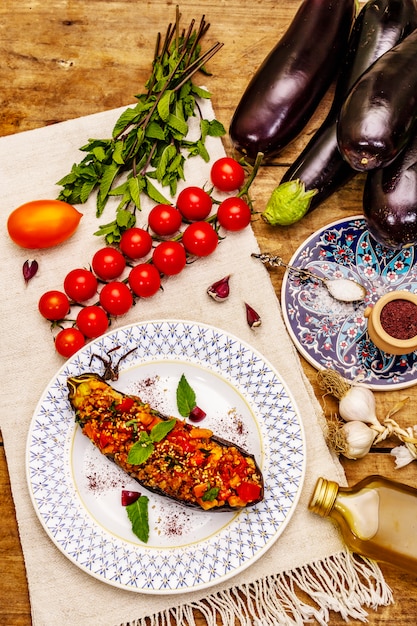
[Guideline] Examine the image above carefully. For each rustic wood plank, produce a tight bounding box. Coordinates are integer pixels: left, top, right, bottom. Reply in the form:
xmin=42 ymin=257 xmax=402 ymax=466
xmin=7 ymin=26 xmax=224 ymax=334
xmin=1 ymin=1 xmax=417 ymax=624
xmin=0 ymin=445 xmax=31 ymax=626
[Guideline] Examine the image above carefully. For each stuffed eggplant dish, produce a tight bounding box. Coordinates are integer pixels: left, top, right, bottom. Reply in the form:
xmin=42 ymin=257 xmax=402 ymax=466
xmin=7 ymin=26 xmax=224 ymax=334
xmin=67 ymin=373 xmax=264 ymax=512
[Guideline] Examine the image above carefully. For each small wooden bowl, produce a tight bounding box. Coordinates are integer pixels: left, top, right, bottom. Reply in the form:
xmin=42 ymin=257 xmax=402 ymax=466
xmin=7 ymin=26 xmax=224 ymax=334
xmin=364 ymin=291 xmax=417 ymax=355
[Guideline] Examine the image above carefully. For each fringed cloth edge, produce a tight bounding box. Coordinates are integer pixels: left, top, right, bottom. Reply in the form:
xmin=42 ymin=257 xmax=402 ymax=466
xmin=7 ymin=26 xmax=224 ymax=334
xmin=123 ymin=550 xmax=393 ymax=626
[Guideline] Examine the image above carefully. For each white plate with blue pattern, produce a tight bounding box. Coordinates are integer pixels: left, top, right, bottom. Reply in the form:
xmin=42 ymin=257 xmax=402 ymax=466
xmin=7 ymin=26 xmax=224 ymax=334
xmin=26 ymin=320 xmax=306 ymax=594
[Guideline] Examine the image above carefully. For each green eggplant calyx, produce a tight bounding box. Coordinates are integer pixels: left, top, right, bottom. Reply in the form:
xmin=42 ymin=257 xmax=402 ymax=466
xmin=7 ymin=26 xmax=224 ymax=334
xmin=262 ymin=179 xmax=318 ymax=226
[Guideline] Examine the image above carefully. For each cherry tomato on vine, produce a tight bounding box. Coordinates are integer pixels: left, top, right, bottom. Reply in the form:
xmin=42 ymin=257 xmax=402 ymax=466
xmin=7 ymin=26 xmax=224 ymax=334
xmin=55 ymin=327 xmax=85 ymax=358
xmin=152 ymin=241 xmax=187 ymax=275
xmin=210 ymin=157 xmax=245 ymax=192
xmin=119 ymin=227 xmax=153 ymax=259
xmin=38 ymin=290 xmax=70 ymax=321
xmin=64 ymin=268 xmax=98 ymax=302
xmin=216 ymin=197 xmax=252 ymax=231
xmin=176 ymin=186 xmax=212 ymax=221
xmin=99 ymin=281 xmax=133 ymax=316
xmin=76 ymin=306 xmax=109 ymax=338
xmin=128 ymin=263 xmax=161 ymax=298
xmin=182 ymin=221 xmax=218 ymax=257
xmin=92 ymin=247 xmax=126 ymax=280
xmin=148 ymin=204 xmax=182 ymax=236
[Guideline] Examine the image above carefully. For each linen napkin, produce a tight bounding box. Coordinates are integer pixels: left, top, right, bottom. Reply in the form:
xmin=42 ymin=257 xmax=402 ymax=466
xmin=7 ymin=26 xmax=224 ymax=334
xmin=0 ymin=99 xmax=392 ymax=626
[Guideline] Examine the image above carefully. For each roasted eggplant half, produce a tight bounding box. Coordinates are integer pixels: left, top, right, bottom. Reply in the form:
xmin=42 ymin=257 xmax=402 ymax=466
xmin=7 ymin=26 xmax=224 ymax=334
xmin=67 ymin=373 xmax=264 ymax=512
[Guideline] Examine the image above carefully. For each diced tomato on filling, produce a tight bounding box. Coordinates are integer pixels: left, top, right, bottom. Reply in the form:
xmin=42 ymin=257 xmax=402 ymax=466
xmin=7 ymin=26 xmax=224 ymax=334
xmin=117 ymin=397 xmax=134 ymax=413
xmin=237 ymin=481 xmax=262 ymax=503
xmin=99 ymin=431 xmax=115 ymax=453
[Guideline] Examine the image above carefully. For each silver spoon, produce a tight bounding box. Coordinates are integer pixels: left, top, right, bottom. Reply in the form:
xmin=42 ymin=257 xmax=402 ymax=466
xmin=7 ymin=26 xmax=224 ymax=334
xmin=252 ymin=252 xmax=367 ymax=303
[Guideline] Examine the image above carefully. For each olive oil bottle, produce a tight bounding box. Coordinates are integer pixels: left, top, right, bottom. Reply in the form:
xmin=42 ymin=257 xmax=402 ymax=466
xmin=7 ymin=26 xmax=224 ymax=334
xmin=309 ymin=475 xmax=417 ymax=574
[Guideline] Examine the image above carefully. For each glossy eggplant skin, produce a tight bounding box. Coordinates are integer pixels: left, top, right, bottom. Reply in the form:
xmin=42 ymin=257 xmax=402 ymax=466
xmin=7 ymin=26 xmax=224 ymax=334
xmin=338 ymin=28 xmax=417 ymax=171
xmin=281 ymin=0 xmax=417 ymax=212
xmin=363 ymin=133 xmax=417 ymax=250
xmin=229 ymin=0 xmax=356 ymax=160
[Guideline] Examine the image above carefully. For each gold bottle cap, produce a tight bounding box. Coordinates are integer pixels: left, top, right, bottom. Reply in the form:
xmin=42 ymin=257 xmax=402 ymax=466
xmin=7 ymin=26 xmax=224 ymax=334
xmin=308 ymin=477 xmax=339 ymax=517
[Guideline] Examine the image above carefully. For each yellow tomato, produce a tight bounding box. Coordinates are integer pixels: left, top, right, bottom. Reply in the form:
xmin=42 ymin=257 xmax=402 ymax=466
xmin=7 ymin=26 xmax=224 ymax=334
xmin=7 ymin=199 xmax=82 ymax=249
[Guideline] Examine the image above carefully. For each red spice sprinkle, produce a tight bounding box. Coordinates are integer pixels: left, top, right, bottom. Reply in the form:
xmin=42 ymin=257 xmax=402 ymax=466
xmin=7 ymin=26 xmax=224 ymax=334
xmin=380 ymin=299 xmax=417 ymax=340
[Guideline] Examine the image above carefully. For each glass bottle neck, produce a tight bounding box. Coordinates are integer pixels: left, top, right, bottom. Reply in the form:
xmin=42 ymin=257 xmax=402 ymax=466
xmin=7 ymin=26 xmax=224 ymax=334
xmin=308 ymin=477 xmax=339 ymax=517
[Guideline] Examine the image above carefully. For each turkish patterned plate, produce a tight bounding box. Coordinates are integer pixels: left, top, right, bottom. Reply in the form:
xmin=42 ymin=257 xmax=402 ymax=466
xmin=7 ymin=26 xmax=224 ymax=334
xmin=26 ymin=320 xmax=306 ymax=594
xmin=281 ymin=216 xmax=417 ymax=390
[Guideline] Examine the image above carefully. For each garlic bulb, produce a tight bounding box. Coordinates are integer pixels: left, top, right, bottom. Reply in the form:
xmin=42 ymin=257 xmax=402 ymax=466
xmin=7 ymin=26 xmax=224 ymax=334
xmin=326 ymin=419 xmax=376 ymax=460
xmin=340 ymin=421 xmax=377 ymax=459
xmin=338 ymin=384 xmax=383 ymax=430
xmin=317 ymin=369 xmax=384 ymax=432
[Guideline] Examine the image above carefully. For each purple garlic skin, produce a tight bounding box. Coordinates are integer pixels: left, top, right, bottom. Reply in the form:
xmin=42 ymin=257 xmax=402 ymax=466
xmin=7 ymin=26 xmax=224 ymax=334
xmin=245 ymin=302 xmax=261 ymax=329
xmin=207 ymin=275 xmax=231 ymax=302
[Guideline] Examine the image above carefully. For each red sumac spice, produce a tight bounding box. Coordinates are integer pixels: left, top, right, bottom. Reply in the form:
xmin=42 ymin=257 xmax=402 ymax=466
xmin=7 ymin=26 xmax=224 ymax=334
xmin=380 ymin=299 xmax=417 ymax=340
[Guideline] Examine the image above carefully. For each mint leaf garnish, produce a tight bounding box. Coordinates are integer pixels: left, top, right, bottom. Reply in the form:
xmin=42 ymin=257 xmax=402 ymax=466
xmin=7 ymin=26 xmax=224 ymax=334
xmin=126 ymin=495 xmax=150 ymax=543
xmin=176 ymin=374 xmax=197 ymax=417
xmin=150 ymin=418 xmax=176 ymax=442
xmin=127 ymin=432 xmax=153 ymax=465
xmin=127 ymin=419 xmax=176 ymax=465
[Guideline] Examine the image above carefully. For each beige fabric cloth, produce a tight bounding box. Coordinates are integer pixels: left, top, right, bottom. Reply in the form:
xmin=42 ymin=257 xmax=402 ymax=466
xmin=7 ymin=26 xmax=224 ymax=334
xmin=0 ymin=100 xmax=391 ymax=625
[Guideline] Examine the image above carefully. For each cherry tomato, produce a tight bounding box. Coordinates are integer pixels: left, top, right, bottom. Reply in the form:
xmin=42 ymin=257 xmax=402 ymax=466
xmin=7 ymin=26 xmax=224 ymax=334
xmin=119 ymin=227 xmax=153 ymax=259
xmin=148 ymin=204 xmax=182 ymax=236
xmin=182 ymin=221 xmax=218 ymax=257
xmin=64 ymin=268 xmax=98 ymax=302
xmin=76 ymin=305 xmax=109 ymax=338
xmin=216 ymin=197 xmax=252 ymax=231
xmin=92 ymin=247 xmax=126 ymax=280
xmin=55 ymin=327 xmax=85 ymax=358
xmin=210 ymin=157 xmax=245 ymax=192
xmin=176 ymin=186 xmax=212 ymax=221
xmin=7 ymin=199 xmax=82 ymax=249
xmin=128 ymin=263 xmax=161 ymax=298
xmin=152 ymin=241 xmax=187 ymax=275
xmin=99 ymin=281 xmax=133 ymax=316
xmin=38 ymin=290 xmax=70 ymax=321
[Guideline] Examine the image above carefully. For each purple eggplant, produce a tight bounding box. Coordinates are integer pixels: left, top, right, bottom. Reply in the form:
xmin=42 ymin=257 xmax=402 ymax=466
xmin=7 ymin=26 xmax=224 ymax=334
xmin=229 ymin=0 xmax=355 ymax=160
xmin=262 ymin=0 xmax=417 ymax=227
xmin=338 ymin=28 xmax=417 ymax=171
xmin=363 ymin=132 xmax=417 ymax=250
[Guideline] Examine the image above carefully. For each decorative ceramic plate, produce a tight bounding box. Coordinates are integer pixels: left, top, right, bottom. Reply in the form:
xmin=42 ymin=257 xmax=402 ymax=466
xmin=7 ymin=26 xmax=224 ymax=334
xmin=281 ymin=216 xmax=417 ymax=390
xmin=26 ymin=320 xmax=306 ymax=594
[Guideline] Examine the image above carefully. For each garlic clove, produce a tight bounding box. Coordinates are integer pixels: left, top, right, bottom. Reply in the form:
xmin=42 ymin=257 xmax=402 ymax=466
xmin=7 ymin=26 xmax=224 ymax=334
xmin=23 ymin=259 xmax=39 ymax=284
xmin=245 ymin=302 xmax=261 ymax=329
xmin=207 ymin=275 xmax=231 ymax=301
xmin=391 ymin=445 xmax=417 ymax=469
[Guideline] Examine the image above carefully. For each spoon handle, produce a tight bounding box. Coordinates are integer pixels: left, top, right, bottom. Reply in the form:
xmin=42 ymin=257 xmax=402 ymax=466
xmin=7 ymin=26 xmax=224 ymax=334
xmin=251 ymin=252 xmax=325 ymax=283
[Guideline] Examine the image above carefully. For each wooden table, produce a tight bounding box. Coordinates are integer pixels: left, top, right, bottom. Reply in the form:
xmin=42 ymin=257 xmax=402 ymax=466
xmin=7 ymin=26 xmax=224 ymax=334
xmin=1 ymin=1 xmax=416 ymax=623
